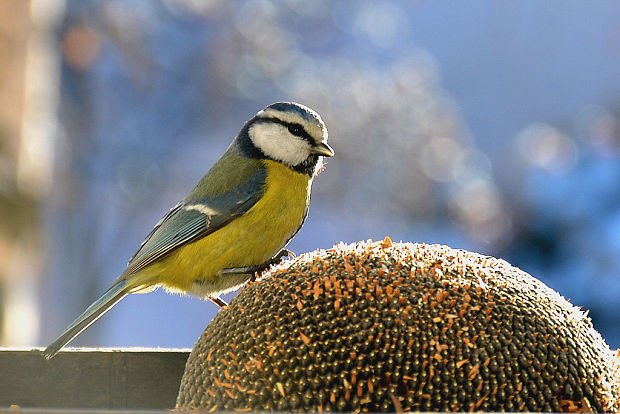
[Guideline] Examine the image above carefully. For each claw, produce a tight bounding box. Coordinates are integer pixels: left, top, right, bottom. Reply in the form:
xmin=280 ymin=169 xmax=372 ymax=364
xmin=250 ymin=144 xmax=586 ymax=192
xmin=273 ymin=248 xmax=295 ymax=262
xmin=216 ymin=249 xmax=295 ymax=280
xmin=208 ymin=296 xmax=228 ymax=308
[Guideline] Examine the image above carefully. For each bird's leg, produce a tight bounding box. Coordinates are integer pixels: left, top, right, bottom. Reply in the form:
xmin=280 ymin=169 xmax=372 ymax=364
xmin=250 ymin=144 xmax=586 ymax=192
xmin=208 ymin=296 xmax=228 ymax=308
xmin=217 ymin=249 xmax=295 ymax=280
xmin=248 ymin=248 xmax=295 ymax=282
xmin=271 ymin=248 xmax=296 ymax=262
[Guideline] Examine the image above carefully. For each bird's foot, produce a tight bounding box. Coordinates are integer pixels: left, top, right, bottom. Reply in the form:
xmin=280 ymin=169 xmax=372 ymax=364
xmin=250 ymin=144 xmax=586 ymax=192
xmin=217 ymin=249 xmax=295 ymax=280
xmin=271 ymin=248 xmax=296 ymax=263
xmin=208 ymin=296 xmax=228 ymax=308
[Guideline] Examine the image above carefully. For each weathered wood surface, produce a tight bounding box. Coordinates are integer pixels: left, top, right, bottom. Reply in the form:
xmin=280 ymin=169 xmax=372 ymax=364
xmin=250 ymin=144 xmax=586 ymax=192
xmin=0 ymin=348 xmax=190 ymax=409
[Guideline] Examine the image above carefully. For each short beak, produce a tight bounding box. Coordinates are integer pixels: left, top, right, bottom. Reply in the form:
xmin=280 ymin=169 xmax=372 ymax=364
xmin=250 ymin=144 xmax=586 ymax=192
xmin=312 ymin=142 xmax=335 ymax=157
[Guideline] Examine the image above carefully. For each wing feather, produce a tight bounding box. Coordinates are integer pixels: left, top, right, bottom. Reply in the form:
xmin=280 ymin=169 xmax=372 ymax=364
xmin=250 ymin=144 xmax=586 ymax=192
xmin=124 ymin=166 xmax=266 ymax=275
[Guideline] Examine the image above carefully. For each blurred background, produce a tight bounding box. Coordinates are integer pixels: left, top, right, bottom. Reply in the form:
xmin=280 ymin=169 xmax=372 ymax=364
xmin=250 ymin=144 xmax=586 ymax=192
xmin=1 ymin=0 xmax=619 ymax=351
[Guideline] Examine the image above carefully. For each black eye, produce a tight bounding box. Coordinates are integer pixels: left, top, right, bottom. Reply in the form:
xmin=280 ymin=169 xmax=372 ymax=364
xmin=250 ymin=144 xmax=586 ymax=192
xmin=287 ymin=124 xmax=304 ymax=136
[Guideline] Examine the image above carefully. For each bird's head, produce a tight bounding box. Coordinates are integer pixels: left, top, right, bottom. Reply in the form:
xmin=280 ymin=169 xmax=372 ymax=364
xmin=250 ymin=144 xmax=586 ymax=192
xmin=237 ymin=102 xmax=334 ymax=177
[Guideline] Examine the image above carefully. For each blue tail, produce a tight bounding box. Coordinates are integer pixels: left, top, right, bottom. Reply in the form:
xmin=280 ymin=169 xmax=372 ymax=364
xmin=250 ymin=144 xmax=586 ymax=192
xmin=43 ymin=279 xmax=130 ymax=359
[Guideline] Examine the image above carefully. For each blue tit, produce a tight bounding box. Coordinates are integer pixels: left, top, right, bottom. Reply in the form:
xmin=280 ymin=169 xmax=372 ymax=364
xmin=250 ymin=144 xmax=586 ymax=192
xmin=43 ymin=102 xmax=334 ymax=359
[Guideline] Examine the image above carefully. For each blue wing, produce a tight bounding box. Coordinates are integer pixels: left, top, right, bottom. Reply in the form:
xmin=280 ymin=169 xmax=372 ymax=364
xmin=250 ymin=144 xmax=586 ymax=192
xmin=124 ymin=166 xmax=267 ymax=275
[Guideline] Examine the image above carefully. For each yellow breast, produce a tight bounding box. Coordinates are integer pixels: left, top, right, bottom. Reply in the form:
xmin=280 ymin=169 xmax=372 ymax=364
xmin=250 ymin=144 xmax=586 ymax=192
xmin=137 ymin=160 xmax=311 ymax=297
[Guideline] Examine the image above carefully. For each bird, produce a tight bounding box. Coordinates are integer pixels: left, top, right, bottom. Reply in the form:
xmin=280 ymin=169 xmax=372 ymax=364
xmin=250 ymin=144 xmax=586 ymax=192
xmin=43 ymin=102 xmax=334 ymax=359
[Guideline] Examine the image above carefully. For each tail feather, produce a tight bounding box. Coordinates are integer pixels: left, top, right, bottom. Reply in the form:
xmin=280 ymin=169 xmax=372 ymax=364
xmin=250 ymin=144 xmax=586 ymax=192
xmin=43 ymin=280 xmax=130 ymax=360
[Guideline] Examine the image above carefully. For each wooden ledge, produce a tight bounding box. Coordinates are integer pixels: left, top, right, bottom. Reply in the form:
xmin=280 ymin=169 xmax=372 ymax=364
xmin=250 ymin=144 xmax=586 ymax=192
xmin=0 ymin=348 xmax=190 ymax=410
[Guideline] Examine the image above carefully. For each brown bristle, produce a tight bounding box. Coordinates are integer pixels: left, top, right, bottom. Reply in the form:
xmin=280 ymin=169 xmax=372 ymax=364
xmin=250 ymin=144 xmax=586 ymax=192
xmin=176 ymin=240 xmax=619 ymax=412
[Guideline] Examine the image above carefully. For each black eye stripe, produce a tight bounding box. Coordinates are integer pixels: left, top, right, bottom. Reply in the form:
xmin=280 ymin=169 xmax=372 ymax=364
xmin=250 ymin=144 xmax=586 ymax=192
xmin=287 ymin=124 xmax=304 ymax=136
xmin=261 ymin=117 xmax=314 ymax=144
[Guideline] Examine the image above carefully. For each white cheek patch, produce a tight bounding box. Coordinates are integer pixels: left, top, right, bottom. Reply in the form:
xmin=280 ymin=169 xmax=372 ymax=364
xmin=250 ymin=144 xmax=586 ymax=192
xmin=258 ymin=107 xmax=327 ymax=144
xmin=250 ymin=123 xmax=311 ymax=166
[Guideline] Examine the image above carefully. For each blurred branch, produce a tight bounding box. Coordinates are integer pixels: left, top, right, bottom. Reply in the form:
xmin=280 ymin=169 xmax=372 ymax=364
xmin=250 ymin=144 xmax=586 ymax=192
xmin=0 ymin=0 xmax=64 ymax=346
